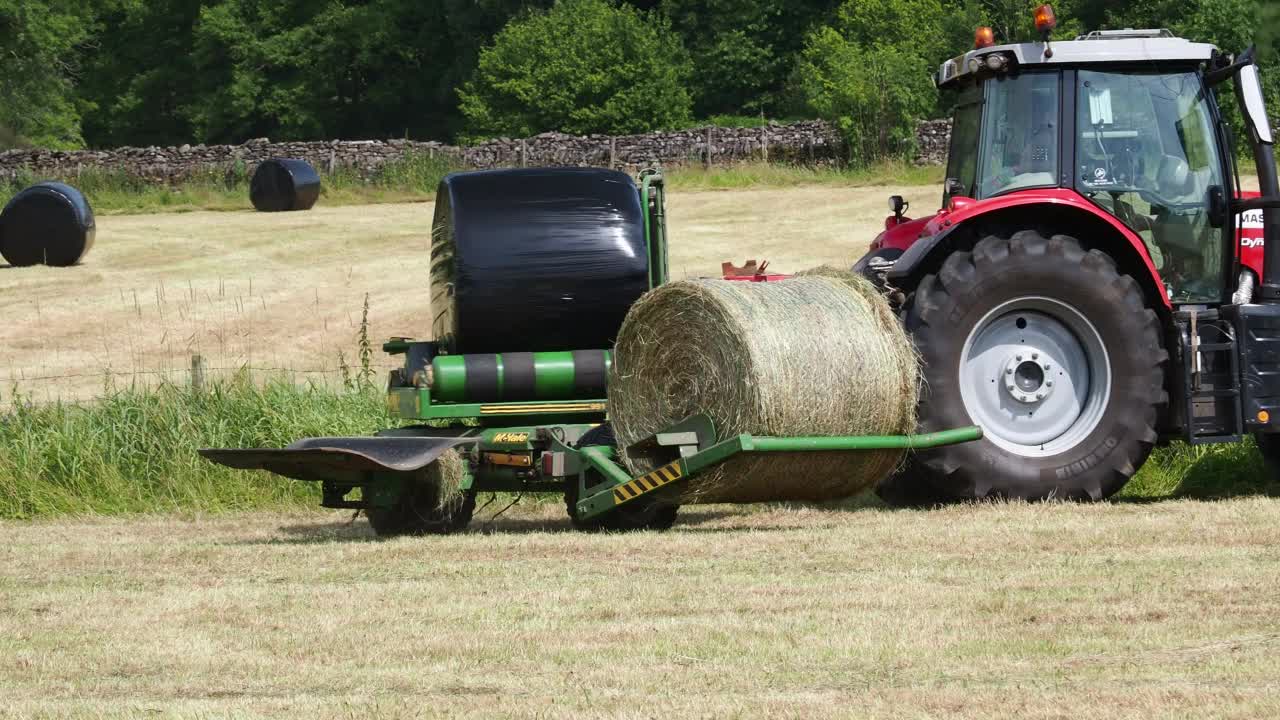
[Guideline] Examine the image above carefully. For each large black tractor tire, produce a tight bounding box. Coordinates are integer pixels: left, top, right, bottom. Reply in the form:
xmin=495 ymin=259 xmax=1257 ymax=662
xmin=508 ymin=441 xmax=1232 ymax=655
xmin=566 ymin=424 xmax=679 ymax=532
xmin=366 ymin=460 xmax=477 ymax=537
xmin=877 ymin=231 xmax=1167 ymax=504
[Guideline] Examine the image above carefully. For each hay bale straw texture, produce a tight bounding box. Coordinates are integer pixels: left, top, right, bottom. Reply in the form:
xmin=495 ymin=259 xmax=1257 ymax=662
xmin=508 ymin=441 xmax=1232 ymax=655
xmin=609 ymin=269 xmax=918 ymax=504
xmin=432 ymin=447 xmax=467 ymax=508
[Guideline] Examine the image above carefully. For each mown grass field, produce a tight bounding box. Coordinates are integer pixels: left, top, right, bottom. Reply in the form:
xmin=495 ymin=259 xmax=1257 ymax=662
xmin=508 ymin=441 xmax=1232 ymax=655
xmin=2 ymin=500 xmax=1278 ymax=718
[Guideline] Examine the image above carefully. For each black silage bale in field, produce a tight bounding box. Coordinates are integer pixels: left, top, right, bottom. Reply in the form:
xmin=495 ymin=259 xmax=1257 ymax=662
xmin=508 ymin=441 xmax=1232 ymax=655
xmin=0 ymin=182 xmax=96 ymax=267
xmin=430 ymin=167 xmax=650 ymax=354
xmin=250 ymin=159 xmax=321 ymax=212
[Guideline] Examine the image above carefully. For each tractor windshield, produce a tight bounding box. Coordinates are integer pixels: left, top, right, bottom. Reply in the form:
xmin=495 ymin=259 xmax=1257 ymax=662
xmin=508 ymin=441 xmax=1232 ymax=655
xmin=1075 ymin=70 xmax=1226 ymax=303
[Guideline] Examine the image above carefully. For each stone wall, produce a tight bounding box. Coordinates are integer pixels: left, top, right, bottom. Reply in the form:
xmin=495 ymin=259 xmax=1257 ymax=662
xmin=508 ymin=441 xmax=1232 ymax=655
xmin=0 ymin=119 xmax=949 ymax=184
xmin=0 ymin=121 xmax=848 ymax=184
xmin=915 ymin=119 xmax=952 ymax=166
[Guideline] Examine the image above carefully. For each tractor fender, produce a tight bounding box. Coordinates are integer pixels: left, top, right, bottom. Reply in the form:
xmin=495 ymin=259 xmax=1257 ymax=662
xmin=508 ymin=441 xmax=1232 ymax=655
xmin=886 ymin=189 xmax=1171 ymax=310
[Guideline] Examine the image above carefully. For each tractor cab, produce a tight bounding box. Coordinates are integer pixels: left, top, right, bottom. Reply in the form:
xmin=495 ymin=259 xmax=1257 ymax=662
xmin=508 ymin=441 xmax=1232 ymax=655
xmin=930 ymin=28 xmax=1237 ymax=305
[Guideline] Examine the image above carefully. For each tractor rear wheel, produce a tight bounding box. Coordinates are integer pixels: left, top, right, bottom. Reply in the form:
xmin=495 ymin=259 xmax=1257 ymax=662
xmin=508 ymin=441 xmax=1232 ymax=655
xmin=366 ymin=457 xmax=476 ymax=537
xmin=877 ymin=231 xmax=1166 ymax=504
xmin=566 ymin=424 xmax=679 ymax=532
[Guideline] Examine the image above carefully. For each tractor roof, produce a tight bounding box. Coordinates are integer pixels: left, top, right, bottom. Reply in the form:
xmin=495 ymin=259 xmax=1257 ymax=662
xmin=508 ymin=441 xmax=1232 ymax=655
xmin=937 ymin=29 xmax=1218 ymax=88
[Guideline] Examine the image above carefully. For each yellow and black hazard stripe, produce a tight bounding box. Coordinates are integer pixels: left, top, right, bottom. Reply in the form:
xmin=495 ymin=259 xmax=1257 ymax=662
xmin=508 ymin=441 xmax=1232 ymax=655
xmin=480 ymin=402 xmax=607 ymax=415
xmin=613 ymin=461 xmax=684 ymax=505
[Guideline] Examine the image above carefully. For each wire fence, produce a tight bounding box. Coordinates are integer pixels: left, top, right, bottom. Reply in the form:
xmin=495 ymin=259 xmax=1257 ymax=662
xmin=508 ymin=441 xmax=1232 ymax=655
xmin=0 ymin=354 xmax=379 ymax=408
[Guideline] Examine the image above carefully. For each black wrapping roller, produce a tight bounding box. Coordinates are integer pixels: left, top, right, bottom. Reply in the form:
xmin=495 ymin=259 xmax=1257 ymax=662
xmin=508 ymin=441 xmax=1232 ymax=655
xmin=0 ymin=182 xmax=96 ymax=267
xmin=250 ymin=158 xmax=321 ymax=212
xmin=430 ymin=168 xmax=649 ymax=354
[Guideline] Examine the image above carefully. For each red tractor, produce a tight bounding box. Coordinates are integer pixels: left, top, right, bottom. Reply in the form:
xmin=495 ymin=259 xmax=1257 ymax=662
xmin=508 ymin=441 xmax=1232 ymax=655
xmin=855 ymin=8 xmax=1280 ymax=504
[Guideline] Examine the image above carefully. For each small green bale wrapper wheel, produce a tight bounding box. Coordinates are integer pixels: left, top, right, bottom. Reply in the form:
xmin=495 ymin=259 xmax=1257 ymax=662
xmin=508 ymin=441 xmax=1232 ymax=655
xmin=564 ymin=424 xmax=678 ymax=532
xmin=364 ymin=451 xmax=477 ymax=537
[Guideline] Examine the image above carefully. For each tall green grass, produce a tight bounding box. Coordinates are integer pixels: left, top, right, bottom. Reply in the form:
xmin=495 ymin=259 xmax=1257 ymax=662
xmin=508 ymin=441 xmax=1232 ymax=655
xmin=0 ymin=376 xmax=386 ymax=518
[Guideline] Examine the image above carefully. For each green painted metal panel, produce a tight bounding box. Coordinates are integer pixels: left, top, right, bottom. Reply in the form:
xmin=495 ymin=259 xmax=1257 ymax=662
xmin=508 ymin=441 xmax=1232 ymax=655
xmin=742 ymin=427 xmax=983 ymax=452
xmin=574 ymin=426 xmax=984 ymax=520
xmin=531 ymin=351 xmax=578 ymax=399
xmin=429 ymin=351 xmax=611 ymax=403
xmin=432 ymin=356 xmax=470 ymax=402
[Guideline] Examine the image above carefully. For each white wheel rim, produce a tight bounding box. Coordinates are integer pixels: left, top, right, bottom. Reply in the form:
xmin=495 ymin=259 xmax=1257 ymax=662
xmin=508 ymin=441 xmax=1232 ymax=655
xmin=958 ymin=296 xmax=1111 ymax=458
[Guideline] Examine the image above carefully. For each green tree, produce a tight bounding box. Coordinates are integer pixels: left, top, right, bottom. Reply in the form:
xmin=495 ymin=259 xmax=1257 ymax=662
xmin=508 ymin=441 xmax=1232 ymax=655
xmin=0 ymin=0 xmax=93 ymax=149
xmin=792 ymin=26 xmax=936 ymax=163
xmin=77 ymin=0 xmax=203 ymax=148
xmin=459 ymin=0 xmax=693 ymax=138
xmin=658 ymin=0 xmax=838 ymax=118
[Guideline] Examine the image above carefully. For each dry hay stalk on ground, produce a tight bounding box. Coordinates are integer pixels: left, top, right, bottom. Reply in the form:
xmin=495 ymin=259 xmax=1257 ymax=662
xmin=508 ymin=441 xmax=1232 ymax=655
xmin=609 ymin=269 xmax=918 ymax=503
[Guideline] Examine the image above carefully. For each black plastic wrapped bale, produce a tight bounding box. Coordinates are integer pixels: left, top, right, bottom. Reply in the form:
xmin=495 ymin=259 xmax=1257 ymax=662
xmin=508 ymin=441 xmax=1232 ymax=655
xmin=431 ymin=168 xmax=649 ymax=354
xmin=250 ymin=158 xmax=321 ymax=212
xmin=0 ymin=182 xmax=96 ymax=267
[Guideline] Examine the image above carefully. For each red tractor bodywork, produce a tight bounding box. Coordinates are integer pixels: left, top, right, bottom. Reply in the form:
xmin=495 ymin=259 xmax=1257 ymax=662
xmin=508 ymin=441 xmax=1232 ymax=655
xmin=870 ymin=189 xmax=1266 ymax=309
xmin=1238 ymin=190 xmax=1266 ymax=279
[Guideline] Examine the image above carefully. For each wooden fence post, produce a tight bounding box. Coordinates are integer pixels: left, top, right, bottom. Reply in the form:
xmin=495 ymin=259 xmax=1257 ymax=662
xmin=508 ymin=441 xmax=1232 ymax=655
xmin=609 ymin=137 xmax=617 ymax=169
xmin=704 ymin=126 xmax=714 ymax=169
xmin=520 ymin=139 xmax=528 ymax=168
xmin=191 ymin=354 xmax=206 ymax=391
xmin=761 ymin=129 xmax=769 ymax=163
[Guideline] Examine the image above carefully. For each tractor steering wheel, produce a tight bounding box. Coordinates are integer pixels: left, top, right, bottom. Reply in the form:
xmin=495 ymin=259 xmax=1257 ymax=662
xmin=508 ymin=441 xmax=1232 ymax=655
xmin=1134 ymin=187 xmax=1204 ymax=214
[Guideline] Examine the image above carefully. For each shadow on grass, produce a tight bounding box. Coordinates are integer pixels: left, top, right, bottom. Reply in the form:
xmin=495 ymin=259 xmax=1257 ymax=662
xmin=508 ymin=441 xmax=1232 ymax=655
xmin=254 ymin=444 xmax=1280 ymax=544
xmin=260 ymin=504 xmax=785 ymax=544
xmin=1121 ymin=440 xmax=1280 ymax=503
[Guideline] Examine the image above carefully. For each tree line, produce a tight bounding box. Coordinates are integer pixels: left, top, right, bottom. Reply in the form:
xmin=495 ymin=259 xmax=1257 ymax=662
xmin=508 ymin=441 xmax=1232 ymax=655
xmin=1 ymin=0 xmax=1275 ymax=159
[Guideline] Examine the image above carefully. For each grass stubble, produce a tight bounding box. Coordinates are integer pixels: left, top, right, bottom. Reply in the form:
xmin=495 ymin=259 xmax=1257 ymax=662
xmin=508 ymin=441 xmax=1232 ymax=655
xmin=0 ymin=498 xmax=1278 ymax=718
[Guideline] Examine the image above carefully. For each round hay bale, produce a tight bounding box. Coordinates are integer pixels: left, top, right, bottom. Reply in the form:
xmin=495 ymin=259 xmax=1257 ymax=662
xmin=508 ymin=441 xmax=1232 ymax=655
xmin=250 ymin=158 xmax=321 ymax=212
xmin=0 ymin=182 xmax=96 ymax=267
xmin=609 ymin=269 xmax=918 ymax=504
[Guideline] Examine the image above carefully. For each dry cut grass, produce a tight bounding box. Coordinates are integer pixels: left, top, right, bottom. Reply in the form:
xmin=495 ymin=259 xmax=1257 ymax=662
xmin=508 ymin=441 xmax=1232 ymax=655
xmin=1 ymin=499 xmax=1278 ymax=719
xmin=0 ymin=184 xmax=929 ymax=405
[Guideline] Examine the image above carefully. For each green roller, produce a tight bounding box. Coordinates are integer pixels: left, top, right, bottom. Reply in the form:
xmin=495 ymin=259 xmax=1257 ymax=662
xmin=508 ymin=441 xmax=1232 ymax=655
xmin=430 ymin=350 xmax=612 ymax=403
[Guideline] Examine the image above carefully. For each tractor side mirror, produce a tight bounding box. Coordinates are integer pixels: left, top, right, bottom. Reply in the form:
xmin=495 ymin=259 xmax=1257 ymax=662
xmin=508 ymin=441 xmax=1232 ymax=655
xmin=944 ymin=178 xmax=967 ymax=199
xmin=1208 ymin=186 xmax=1228 ymax=229
xmin=1234 ymin=51 xmax=1273 ymax=146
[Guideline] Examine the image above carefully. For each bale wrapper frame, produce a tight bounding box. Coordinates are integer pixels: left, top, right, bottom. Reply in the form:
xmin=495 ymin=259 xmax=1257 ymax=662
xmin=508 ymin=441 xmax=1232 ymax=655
xmin=202 ymin=169 xmax=981 ymax=534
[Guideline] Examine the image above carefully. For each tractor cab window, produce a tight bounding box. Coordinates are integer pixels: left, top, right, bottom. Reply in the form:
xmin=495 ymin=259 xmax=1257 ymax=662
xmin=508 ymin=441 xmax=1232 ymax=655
xmin=978 ymin=72 xmax=1060 ymax=198
xmin=944 ymin=83 xmax=983 ymax=204
xmin=1075 ymin=70 xmax=1226 ymax=303
xmin=944 ymin=73 xmax=1060 ymax=204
